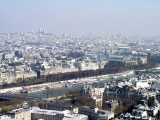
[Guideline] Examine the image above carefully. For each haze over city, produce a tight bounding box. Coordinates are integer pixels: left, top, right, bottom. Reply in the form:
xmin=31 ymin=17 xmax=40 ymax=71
xmin=1 ymin=0 xmax=160 ymax=36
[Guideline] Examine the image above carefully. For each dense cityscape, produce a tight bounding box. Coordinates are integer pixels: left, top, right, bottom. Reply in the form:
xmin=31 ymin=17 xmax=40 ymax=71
xmin=0 ymin=30 xmax=160 ymax=120
xmin=1 ymin=0 xmax=160 ymax=120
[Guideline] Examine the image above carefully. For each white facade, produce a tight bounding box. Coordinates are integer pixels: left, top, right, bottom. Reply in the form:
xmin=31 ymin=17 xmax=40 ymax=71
xmin=6 ymin=107 xmax=88 ymax=120
xmin=31 ymin=108 xmax=88 ymax=120
xmin=81 ymin=85 xmax=105 ymax=97
xmin=135 ymin=81 xmax=150 ymax=88
xmin=0 ymin=115 xmax=17 ymax=120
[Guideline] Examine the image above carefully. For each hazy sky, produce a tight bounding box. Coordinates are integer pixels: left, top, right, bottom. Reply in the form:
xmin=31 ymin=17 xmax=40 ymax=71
xmin=0 ymin=0 xmax=160 ymax=36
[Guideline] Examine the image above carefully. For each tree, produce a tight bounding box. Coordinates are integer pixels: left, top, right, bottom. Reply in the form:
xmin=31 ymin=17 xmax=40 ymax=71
xmin=44 ymin=87 xmax=50 ymax=98
xmin=114 ymin=104 xmax=123 ymax=116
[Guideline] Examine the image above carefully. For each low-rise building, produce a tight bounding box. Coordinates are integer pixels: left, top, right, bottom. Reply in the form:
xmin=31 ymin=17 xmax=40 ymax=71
xmin=79 ymin=106 xmax=114 ymax=120
xmin=31 ymin=108 xmax=88 ymax=120
xmin=6 ymin=106 xmax=88 ymax=120
xmin=6 ymin=107 xmax=31 ymax=120
xmin=0 ymin=115 xmax=17 ymax=120
xmin=39 ymin=101 xmax=78 ymax=114
xmin=80 ymin=85 xmax=104 ymax=97
xmin=104 ymin=100 xmax=120 ymax=112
